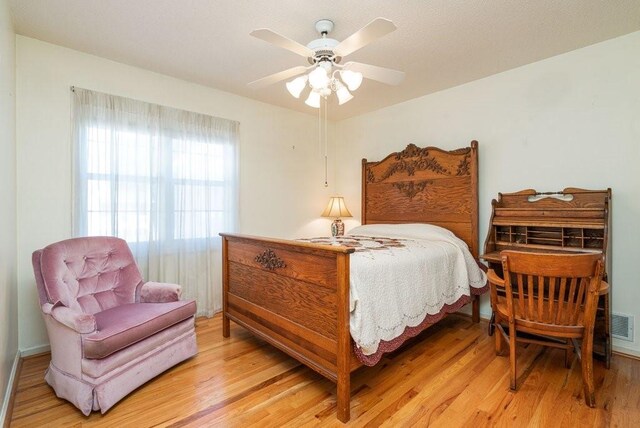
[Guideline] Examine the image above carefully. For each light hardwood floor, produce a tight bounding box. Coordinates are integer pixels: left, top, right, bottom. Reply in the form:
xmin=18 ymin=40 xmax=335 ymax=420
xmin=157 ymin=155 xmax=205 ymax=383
xmin=9 ymin=314 xmax=640 ymax=427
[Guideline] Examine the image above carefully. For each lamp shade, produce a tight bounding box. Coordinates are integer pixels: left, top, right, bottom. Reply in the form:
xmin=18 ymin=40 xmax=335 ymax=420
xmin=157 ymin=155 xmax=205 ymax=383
xmin=321 ymin=196 xmax=353 ymax=218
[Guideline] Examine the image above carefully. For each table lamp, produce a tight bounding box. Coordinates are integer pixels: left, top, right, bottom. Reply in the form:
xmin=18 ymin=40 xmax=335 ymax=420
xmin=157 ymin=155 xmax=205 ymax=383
xmin=321 ymin=196 xmax=352 ymax=236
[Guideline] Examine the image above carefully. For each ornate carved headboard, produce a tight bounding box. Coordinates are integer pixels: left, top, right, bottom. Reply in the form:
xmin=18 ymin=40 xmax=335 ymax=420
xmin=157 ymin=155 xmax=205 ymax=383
xmin=361 ymin=141 xmax=479 ymax=257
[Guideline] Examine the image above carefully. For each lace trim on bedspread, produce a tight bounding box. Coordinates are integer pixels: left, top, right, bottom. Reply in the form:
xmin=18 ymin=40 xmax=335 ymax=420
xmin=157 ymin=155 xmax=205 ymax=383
xmin=354 ymin=282 xmax=489 ymax=366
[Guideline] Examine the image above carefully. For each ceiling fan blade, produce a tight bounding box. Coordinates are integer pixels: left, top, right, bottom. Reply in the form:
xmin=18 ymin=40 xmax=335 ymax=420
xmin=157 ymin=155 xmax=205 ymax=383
xmin=250 ymin=28 xmax=315 ymax=58
xmin=333 ymin=18 xmax=397 ymax=57
xmin=248 ymin=66 xmax=309 ymax=89
xmin=343 ymin=62 xmax=405 ymax=86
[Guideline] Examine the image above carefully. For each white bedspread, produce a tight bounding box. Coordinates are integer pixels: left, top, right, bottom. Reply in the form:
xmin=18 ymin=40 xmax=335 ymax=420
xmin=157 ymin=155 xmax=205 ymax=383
xmin=302 ymin=223 xmax=487 ymax=356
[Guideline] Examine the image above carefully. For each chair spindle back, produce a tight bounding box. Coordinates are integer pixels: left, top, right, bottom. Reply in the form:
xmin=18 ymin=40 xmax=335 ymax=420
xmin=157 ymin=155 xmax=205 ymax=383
xmin=500 ymin=251 xmax=604 ymax=327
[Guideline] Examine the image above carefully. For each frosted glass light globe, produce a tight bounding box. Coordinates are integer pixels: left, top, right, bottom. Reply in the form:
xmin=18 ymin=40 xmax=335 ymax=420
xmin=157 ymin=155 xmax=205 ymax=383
xmin=308 ymin=66 xmax=329 ymax=90
xmin=305 ymin=90 xmax=321 ymax=108
xmin=336 ymin=84 xmax=353 ymax=105
xmin=340 ymin=70 xmax=363 ymax=91
xmin=286 ymin=75 xmax=307 ymax=98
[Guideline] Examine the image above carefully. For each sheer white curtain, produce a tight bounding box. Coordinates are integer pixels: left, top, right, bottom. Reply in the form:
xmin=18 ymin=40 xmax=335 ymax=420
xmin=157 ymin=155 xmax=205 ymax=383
xmin=72 ymin=88 xmax=239 ymax=316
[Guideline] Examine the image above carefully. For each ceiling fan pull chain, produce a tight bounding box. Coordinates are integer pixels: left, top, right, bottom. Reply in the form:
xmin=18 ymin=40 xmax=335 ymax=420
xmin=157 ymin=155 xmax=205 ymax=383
xmin=318 ymin=96 xmax=322 ymax=157
xmin=324 ymin=96 xmax=328 ymax=187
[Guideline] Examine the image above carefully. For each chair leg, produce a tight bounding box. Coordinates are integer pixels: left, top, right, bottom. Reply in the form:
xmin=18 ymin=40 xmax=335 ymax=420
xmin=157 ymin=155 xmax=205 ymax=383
xmin=508 ymin=323 xmax=517 ymax=390
xmin=564 ymin=345 xmax=573 ymax=369
xmin=582 ymin=335 xmax=596 ymax=407
xmin=495 ymin=324 xmax=504 ymax=355
xmin=488 ymin=312 xmax=496 ymax=336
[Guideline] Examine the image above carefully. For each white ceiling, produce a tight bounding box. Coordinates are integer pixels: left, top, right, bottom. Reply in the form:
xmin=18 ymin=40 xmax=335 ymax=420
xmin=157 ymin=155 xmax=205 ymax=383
xmin=10 ymin=0 xmax=640 ymax=120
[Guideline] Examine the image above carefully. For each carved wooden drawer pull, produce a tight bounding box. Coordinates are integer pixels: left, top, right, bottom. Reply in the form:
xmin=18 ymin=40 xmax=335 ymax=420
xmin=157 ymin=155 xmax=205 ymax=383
xmin=255 ymin=249 xmax=286 ymax=270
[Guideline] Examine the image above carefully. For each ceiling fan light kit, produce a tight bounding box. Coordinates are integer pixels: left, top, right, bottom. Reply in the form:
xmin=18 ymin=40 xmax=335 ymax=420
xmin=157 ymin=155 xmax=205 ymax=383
xmin=249 ymin=17 xmax=405 ymax=108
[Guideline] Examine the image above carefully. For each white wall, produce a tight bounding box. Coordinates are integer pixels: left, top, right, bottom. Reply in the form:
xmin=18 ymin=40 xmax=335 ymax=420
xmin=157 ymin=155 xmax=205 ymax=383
xmin=0 ymin=0 xmax=17 ymax=412
xmin=16 ymin=36 xmax=336 ymax=351
xmin=336 ymin=31 xmax=640 ymax=354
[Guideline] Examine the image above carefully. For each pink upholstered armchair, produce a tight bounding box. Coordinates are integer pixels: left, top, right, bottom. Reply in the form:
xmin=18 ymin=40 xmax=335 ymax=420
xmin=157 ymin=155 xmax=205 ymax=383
xmin=32 ymin=237 xmax=198 ymax=415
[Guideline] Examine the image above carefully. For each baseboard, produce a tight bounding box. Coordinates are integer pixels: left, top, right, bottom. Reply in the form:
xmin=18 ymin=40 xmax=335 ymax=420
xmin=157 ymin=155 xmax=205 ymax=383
xmin=613 ymin=345 xmax=640 ymax=361
xmin=454 ymin=310 xmax=492 ymax=323
xmin=1 ymin=345 xmax=51 ymax=426
xmin=1 ymin=350 xmax=21 ymax=428
xmin=20 ymin=344 xmax=51 ymax=358
xmin=455 ymin=302 xmax=492 ymax=321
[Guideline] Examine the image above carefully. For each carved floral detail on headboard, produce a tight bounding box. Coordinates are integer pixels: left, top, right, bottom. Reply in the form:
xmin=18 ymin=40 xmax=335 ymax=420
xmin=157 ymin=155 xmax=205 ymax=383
xmin=392 ymin=180 xmax=430 ymax=200
xmin=366 ymin=167 xmax=375 ymax=183
xmin=367 ymin=144 xmax=454 ymax=183
xmin=456 ymin=153 xmax=471 ymax=176
xmin=396 ymin=143 xmax=430 ymax=159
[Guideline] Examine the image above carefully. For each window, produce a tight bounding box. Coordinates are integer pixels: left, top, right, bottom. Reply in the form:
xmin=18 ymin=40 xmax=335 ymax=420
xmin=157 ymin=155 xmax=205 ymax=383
xmin=72 ymin=89 xmax=238 ymax=246
xmin=82 ymin=126 xmax=232 ymax=243
xmin=72 ymin=88 xmax=238 ymax=316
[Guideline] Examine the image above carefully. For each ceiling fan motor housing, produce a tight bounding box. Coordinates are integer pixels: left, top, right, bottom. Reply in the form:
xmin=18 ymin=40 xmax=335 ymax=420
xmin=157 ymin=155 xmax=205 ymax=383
xmin=307 ymin=19 xmax=341 ymax=65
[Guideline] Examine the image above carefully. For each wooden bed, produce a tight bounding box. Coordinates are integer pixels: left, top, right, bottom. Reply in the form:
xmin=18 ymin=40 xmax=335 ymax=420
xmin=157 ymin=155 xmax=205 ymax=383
xmin=220 ymin=141 xmax=480 ymax=422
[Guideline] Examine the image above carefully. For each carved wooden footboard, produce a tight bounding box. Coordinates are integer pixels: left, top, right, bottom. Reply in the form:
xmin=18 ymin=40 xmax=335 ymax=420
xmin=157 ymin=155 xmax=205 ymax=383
xmin=220 ymin=233 xmax=358 ymax=422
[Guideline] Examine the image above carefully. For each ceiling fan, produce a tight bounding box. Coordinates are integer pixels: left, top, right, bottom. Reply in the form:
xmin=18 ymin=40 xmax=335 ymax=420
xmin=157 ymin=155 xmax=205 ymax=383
xmin=248 ymin=18 xmax=405 ymax=107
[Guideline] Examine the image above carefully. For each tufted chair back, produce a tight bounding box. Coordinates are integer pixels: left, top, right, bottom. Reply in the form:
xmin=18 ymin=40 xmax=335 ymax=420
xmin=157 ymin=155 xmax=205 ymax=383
xmin=32 ymin=236 xmax=144 ymax=314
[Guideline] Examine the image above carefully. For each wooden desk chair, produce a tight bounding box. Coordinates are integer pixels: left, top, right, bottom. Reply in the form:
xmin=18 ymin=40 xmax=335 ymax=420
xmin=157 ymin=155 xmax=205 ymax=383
xmin=487 ymin=250 xmax=606 ymax=407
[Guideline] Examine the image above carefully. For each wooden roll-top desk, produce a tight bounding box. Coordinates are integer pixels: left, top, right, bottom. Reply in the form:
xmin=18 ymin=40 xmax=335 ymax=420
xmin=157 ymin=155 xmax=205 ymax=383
xmin=481 ymin=188 xmax=612 ymax=367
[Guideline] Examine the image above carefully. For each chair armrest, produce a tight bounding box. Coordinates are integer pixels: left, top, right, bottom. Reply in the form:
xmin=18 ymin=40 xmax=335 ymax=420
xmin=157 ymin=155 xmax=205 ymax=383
xmin=487 ymin=269 xmax=505 ymax=288
xmin=487 ymin=269 xmax=505 ymax=313
xmin=599 ymin=280 xmax=610 ymax=296
xmin=42 ymin=303 xmax=96 ymax=334
xmin=139 ymin=281 xmax=182 ymax=303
